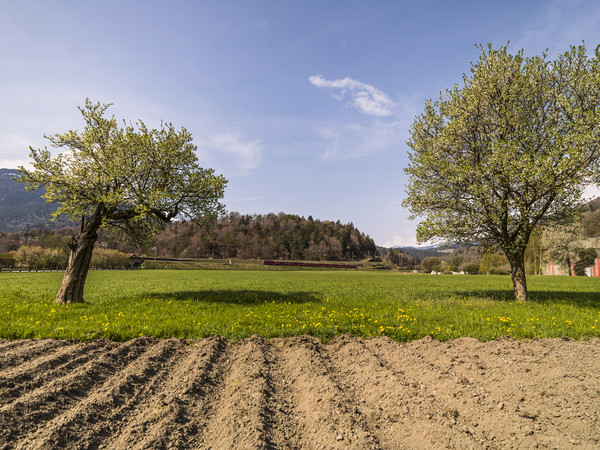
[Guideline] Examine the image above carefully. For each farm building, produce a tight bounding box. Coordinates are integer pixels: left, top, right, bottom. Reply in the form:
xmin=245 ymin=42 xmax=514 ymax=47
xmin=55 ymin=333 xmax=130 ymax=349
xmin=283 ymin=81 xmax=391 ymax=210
xmin=542 ymin=238 xmax=600 ymax=276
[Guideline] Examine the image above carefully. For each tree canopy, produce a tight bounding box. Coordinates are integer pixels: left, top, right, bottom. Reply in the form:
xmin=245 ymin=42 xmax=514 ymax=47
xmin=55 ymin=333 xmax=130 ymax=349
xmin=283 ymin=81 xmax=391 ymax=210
xmin=17 ymin=100 xmax=227 ymax=303
xmin=403 ymin=43 xmax=600 ymax=300
xmin=148 ymin=212 xmax=378 ymax=261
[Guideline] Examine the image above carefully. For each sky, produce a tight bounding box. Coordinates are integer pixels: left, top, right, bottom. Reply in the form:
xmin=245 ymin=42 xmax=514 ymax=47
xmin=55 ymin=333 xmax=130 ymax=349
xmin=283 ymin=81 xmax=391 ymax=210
xmin=1 ymin=0 xmax=600 ymax=247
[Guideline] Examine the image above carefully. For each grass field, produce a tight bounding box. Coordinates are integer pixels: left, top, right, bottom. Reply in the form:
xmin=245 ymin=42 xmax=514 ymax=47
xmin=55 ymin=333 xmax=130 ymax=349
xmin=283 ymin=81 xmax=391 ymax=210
xmin=1 ymin=269 xmax=599 ymax=341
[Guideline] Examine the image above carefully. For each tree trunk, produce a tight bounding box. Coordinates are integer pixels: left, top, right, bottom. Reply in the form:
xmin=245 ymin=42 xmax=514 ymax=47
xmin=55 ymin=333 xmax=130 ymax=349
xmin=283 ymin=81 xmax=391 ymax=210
xmin=55 ymin=225 xmax=99 ymax=304
xmin=508 ymin=255 xmax=528 ymax=301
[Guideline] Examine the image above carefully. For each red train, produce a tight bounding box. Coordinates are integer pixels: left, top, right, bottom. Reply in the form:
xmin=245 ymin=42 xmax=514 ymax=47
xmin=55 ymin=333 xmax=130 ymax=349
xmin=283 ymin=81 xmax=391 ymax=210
xmin=261 ymin=260 xmax=357 ymax=269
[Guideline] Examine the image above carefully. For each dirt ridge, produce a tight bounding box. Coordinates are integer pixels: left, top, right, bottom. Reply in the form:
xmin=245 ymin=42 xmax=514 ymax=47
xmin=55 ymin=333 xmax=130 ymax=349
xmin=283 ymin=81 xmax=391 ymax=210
xmin=0 ymin=336 xmax=599 ymax=449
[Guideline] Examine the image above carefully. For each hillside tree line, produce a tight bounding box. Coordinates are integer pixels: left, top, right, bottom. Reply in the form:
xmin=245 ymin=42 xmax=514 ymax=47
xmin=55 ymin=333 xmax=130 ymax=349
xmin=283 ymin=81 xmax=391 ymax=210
xmin=133 ymin=212 xmax=377 ymax=261
xmin=0 ymin=212 xmax=379 ymax=263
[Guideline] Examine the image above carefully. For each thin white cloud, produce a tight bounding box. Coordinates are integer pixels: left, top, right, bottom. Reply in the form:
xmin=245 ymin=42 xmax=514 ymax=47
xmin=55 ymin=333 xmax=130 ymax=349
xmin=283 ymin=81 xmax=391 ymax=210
xmin=196 ymin=130 xmax=263 ymax=176
xmin=309 ymin=75 xmax=396 ymax=117
xmin=0 ymin=133 xmax=41 ymax=169
xmin=315 ymin=96 xmax=418 ymax=160
xmin=226 ymin=194 xmax=270 ymax=203
xmin=253 ymin=19 xmax=269 ymax=28
xmin=319 ymin=120 xmax=404 ymax=160
xmin=516 ymin=0 xmax=600 ymax=55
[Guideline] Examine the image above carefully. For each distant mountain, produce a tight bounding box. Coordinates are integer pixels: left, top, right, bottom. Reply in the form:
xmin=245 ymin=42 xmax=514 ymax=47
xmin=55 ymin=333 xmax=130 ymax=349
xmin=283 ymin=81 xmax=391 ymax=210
xmin=0 ymin=169 xmax=71 ymax=232
xmin=392 ymin=246 xmax=442 ymax=261
xmin=392 ymin=243 xmax=459 ymax=261
xmin=585 ymin=196 xmax=600 ymax=212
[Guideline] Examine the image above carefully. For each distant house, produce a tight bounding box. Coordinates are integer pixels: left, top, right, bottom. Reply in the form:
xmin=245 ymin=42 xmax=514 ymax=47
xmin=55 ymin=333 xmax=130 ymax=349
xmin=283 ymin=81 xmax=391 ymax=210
xmin=590 ymin=259 xmax=600 ymax=277
xmin=542 ymin=238 xmax=600 ymax=276
xmin=542 ymin=262 xmax=571 ymax=276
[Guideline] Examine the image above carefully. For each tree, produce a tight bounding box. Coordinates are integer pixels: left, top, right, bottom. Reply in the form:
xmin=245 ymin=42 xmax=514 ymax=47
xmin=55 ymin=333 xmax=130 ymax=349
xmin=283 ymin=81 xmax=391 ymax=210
xmin=403 ymin=44 xmax=600 ymax=300
xmin=449 ymin=256 xmax=463 ymax=272
xmin=524 ymin=226 xmax=543 ymax=275
xmin=17 ymin=100 xmax=227 ymax=303
xmin=542 ymin=225 xmax=581 ymax=275
xmin=574 ymin=247 xmax=598 ymax=276
xmin=479 ymin=249 xmax=507 ymax=274
xmin=385 ymin=248 xmax=415 ymax=267
xmin=421 ymin=256 xmax=442 ymax=273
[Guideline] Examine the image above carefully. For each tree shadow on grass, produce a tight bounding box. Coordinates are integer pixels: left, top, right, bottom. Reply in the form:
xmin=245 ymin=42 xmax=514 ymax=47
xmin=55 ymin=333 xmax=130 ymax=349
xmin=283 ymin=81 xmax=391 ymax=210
xmin=458 ymin=289 xmax=600 ymax=308
xmin=144 ymin=289 xmax=321 ymax=305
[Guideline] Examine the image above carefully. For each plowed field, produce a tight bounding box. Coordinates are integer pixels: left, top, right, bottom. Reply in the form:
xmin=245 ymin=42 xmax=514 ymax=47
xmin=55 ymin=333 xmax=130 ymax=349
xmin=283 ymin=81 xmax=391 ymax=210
xmin=1 ymin=335 xmax=599 ymax=449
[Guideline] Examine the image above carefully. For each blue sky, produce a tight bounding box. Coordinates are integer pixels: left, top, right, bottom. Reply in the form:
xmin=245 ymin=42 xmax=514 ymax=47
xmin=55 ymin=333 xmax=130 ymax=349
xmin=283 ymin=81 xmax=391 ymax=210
xmin=1 ymin=0 xmax=600 ymax=247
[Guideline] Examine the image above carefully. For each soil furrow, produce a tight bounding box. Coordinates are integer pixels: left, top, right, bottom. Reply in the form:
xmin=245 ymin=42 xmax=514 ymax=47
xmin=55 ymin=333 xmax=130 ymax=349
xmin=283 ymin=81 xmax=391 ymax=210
xmin=200 ymin=335 xmax=275 ymax=449
xmin=12 ymin=338 xmax=182 ymax=450
xmin=275 ymin=335 xmax=381 ymax=449
xmin=0 ymin=340 xmax=68 ymax=370
xmin=0 ymin=337 xmax=152 ymax=446
xmin=259 ymin=339 xmax=305 ymax=449
xmin=365 ymin=337 xmax=600 ymax=448
xmin=0 ymin=337 xmax=598 ymax=448
xmin=365 ymin=337 xmax=503 ymax=447
xmin=330 ymin=335 xmax=477 ymax=449
xmin=0 ymin=340 xmax=33 ymax=353
xmin=0 ymin=339 xmax=114 ymax=404
xmin=106 ymin=335 xmax=229 ymax=449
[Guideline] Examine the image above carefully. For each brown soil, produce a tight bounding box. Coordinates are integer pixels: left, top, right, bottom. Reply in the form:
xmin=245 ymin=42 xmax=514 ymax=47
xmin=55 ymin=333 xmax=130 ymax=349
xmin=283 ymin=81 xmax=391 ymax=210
xmin=0 ymin=335 xmax=599 ymax=449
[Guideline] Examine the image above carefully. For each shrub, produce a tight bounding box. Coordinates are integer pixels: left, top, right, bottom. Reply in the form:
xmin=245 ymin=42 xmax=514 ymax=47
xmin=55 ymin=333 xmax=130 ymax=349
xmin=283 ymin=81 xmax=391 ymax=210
xmin=91 ymin=248 xmax=130 ymax=269
xmin=0 ymin=253 xmax=15 ymax=266
xmin=12 ymin=246 xmax=68 ymax=267
xmin=463 ymin=263 xmax=480 ymax=275
xmin=39 ymin=248 xmax=68 ymax=267
xmin=13 ymin=246 xmax=46 ymax=266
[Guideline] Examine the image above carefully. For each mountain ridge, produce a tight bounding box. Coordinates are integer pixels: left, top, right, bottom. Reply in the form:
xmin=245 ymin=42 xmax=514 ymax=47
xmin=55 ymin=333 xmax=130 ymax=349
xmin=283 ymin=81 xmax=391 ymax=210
xmin=0 ymin=168 xmax=71 ymax=232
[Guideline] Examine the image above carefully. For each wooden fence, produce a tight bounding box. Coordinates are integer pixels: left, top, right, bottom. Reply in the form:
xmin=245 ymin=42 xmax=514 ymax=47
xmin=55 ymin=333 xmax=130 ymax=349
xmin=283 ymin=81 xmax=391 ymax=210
xmin=0 ymin=265 xmax=133 ymax=273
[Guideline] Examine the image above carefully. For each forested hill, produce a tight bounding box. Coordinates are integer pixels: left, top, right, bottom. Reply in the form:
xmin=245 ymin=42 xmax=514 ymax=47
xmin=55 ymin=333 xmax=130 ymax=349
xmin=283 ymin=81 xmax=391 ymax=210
xmin=0 ymin=166 xmax=376 ymax=260
xmin=0 ymin=169 xmax=72 ymax=231
xmin=120 ymin=212 xmax=378 ymax=261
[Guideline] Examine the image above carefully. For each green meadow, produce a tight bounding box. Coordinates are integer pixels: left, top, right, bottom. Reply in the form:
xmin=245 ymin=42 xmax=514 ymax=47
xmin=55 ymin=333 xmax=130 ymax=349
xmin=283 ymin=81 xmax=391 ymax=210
xmin=1 ymin=269 xmax=599 ymax=341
